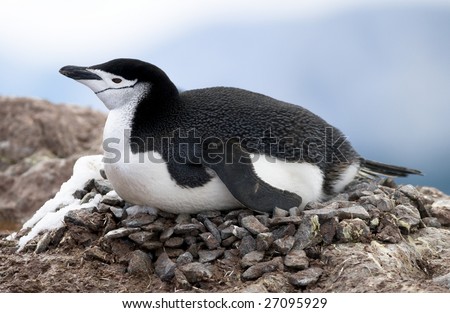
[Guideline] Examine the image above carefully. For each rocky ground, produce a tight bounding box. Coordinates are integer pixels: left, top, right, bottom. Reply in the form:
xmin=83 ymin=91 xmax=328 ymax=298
xmin=0 ymin=97 xmax=105 ymax=227
xmin=1 ymin=176 xmax=450 ymax=292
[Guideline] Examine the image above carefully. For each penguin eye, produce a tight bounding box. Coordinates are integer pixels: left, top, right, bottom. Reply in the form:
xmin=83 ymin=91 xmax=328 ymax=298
xmin=112 ymin=78 xmax=122 ymax=84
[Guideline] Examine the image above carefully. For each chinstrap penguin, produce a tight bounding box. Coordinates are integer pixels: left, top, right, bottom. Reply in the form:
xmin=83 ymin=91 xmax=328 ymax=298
xmin=60 ymin=58 xmax=421 ymax=214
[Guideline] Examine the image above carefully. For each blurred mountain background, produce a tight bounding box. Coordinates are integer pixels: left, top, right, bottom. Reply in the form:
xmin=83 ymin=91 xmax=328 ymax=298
xmin=0 ymin=1 xmax=449 ymax=193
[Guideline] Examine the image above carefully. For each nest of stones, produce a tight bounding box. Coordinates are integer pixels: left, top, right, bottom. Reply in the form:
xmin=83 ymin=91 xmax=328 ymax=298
xmin=15 ymin=177 xmax=447 ymax=291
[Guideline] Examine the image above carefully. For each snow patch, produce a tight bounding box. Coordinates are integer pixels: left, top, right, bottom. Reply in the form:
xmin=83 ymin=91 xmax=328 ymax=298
xmin=15 ymin=155 xmax=104 ymax=251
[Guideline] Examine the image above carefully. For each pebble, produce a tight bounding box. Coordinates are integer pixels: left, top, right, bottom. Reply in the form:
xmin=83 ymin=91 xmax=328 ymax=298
xmin=202 ymin=218 xmax=222 ymax=243
xmin=293 ymin=215 xmax=322 ymax=250
xmin=159 ymin=226 xmax=175 ymax=241
xmin=176 ymin=252 xmax=194 ymax=266
xmin=84 ymin=246 xmax=111 ymax=263
xmin=101 ymin=193 xmax=125 ymax=207
xmin=83 ymin=178 xmax=96 ymax=192
xmin=178 ymin=262 xmax=213 ymax=283
xmin=175 ymin=213 xmax=191 ymax=224
xmin=242 ymin=257 xmax=283 ymax=280
xmin=430 ymin=200 xmax=450 ymax=226
xmin=432 ymin=272 xmax=450 ymax=289
xmin=269 ymin=216 xmax=302 ymax=226
xmin=164 ymin=236 xmax=184 ymax=248
xmin=174 ymin=223 xmax=203 ymax=235
xmin=73 ymin=189 xmax=87 ymax=200
xmin=35 ymin=232 xmax=52 ymax=254
xmin=256 ymin=232 xmax=274 ymax=251
xmin=199 ymin=232 xmax=220 ymax=250
xmin=284 ymin=249 xmax=309 ymax=269
xmin=272 ymin=224 xmax=296 ymax=240
xmin=336 ymin=218 xmax=371 ymax=243
xmin=140 ymin=241 xmax=163 ymax=250
xmin=393 ymin=204 xmax=421 ymax=233
xmin=127 ymin=250 xmax=153 ymax=276
xmin=94 ymin=179 xmax=113 ymax=195
xmin=422 ymin=217 xmax=441 ymax=228
xmin=121 ymin=214 xmax=157 ymax=228
xmin=198 ymin=249 xmax=224 ymax=263
xmin=239 ymin=235 xmax=256 ymax=256
xmin=337 ymin=206 xmax=370 ymax=220
xmin=240 ymin=215 xmax=269 ymax=235
xmin=273 ymin=236 xmax=295 ymax=255
xmin=231 ymin=226 xmax=250 ymax=239
xmin=104 ymin=227 xmax=140 ymax=240
xmin=273 ymin=207 xmax=289 ymax=217
xmin=303 ymin=207 xmax=337 ymax=220
xmin=80 ymin=191 xmax=97 ymax=205
xmin=154 ymin=252 xmax=176 ymax=281
xmin=288 ymin=267 xmax=323 ymax=287
xmin=241 ymin=250 xmax=265 ymax=268
xmin=174 ymin=268 xmax=191 ymax=289
xmin=109 ymin=207 xmax=126 ymax=220
xmin=320 ymin=217 xmax=338 ymax=245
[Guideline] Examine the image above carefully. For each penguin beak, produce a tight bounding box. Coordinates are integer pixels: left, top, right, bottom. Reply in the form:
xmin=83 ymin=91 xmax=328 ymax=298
xmin=59 ymin=65 xmax=102 ymax=81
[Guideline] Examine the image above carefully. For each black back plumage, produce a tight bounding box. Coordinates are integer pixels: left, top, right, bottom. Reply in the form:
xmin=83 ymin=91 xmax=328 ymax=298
xmin=117 ymin=60 xmax=361 ymax=195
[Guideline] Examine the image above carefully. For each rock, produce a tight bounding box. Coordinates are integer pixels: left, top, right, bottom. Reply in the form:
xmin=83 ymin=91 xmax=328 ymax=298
xmin=84 ymin=246 xmax=111 ymax=263
xmin=35 ymin=232 xmax=52 ymax=254
xmin=293 ymin=215 xmax=322 ymax=250
xmin=221 ymin=235 xmax=238 ymax=247
xmin=272 ymin=224 xmax=296 ymax=240
xmin=127 ymin=250 xmax=152 ymax=276
xmin=241 ymin=250 xmax=265 ymax=268
xmin=198 ymin=249 xmax=224 ymax=263
xmin=159 ymin=226 xmax=174 ymax=241
xmin=336 ymin=218 xmax=371 ymax=243
xmin=239 ymin=235 xmax=256 ymax=256
xmin=64 ymin=209 xmax=104 ymax=232
xmin=176 ymin=252 xmax=194 ymax=266
xmin=256 ymin=232 xmax=274 ymax=251
xmin=289 ymin=206 xmax=303 ymax=217
xmin=360 ymin=194 xmax=394 ymax=212
xmin=202 ymin=218 xmax=222 ymax=243
xmin=376 ymin=214 xmax=403 ymax=243
xmin=240 ymin=215 xmax=269 ymax=235
xmin=104 ymin=227 xmax=139 ymax=239
xmin=83 ymin=179 xmax=96 ymax=192
xmin=93 ymin=179 xmax=113 ymax=195
xmin=101 ymin=192 xmax=125 ymax=207
xmin=288 ymin=267 xmax=323 ymax=287
xmin=398 ymin=184 xmax=420 ymax=200
xmin=80 ymin=191 xmax=96 ymax=204
xmin=109 ymin=206 xmax=126 ymax=220
xmin=284 ymin=249 xmax=309 ymax=269
xmin=72 ymin=189 xmax=87 ymax=200
xmin=273 ymin=236 xmax=295 ymax=255
xmin=430 ymin=200 xmax=450 ymax=226
xmin=174 ymin=268 xmax=191 ymax=290
xmin=178 ymin=262 xmax=212 ymax=283
xmin=154 ymin=252 xmax=176 ymax=281
xmin=199 ymin=232 xmax=221 ymax=250
xmin=432 ymin=272 xmax=450 ymax=289
xmin=231 ymin=226 xmax=250 ymax=239
xmin=422 ymin=217 xmax=441 ymax=228
xmin=121 ymin=214 xmax=157 ymax=228
xmin=242 ymin=257 xmax=283 ymax=280
xmin=174 ymin=223 xmax=203 ymax=235
xmin=337 ymin=206 xmax=370 ymax=220
xmin=140 ymin=241 xmax=163 ymax=250
xmin=269 ymin=216 xmax=302 ymax=226
xmin=303 ymin=207 xmax=337 ymax=220
xmin=164 ymin=237 xmax=184 ymax=248
xmin=320 ymin=217 xmax=338 ymax=244
xmin=273 ymin=207 xmax=289 ymax=217
xmin=128 ymin=231 xmax=158 ymax=245
xmin=392 ymin=204 xmax=421 ymax=233
xmin=126 ymin=205 xmax=158 ymax=217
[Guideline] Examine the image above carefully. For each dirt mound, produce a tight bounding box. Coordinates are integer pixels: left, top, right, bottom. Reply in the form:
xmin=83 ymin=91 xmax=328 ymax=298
xmin=1 ymin=176 xmax=449 ymax=292
xmin=0 ymin=97 xmax=105 ymax=225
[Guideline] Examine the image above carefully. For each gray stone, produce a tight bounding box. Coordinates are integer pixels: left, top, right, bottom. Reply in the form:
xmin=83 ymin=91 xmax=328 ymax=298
xmin=96 ymin=203 xmax=113 ymax=213
xmin=199 ymin=232 xmax=220 ymax=250
xmin=239 ymin=235 xmax=256 ymax=256
xmin=284 ymin=249 xmax=309 ymax=269
xmin=288 ymin=267 xmax=323 ymax=287
xmin=109 ymin=206 xmax=126 ymax=220
xmin=256 ymin=215 xmax=270 ymax=227
xmin=289 ymin=206 xmax=303 ymax=217
xmin=127 ymin=250 xmax=153 ymax=276
xmin=83 ymin=178 xmax=96 ymax=192
xmin=64 ymin=209 xmax=104 ymax=232
xmin=140 ymin=241 xmax=163 ymax=250
xmin=320 ymin=217 xmax=338 ymax=245
xmin=269 ymin=216 xmax=302 ymax=226
xmin=121 ymin=214 xmax=157 ymax=227
xmin=164 ymin=236 xmax=184 ymax=248
xmin=35 ymin=232 xmax=52 ymax=254
xmin=273 ymin=236 xmax=295 ymax=255
xmin=202 ymin=218 xmax=222 ymax=243
xmin=256 ymin=232 xmax=274 ymax=251
xmin=430 ymin=200 xmax=450 ymax=226
xmin=398 ymin=184 xmax=420 ymax=200
xmin=376 ymin=214 xmax=403 ymax=243
xmin=240 ymin=215 xmax=269 ymax=235
xmin=293 ymin=215 xmax=322 ymax=250
xmin=84 ymin=246 xmax=111 ymax=263
xmin=242 ymin=257 xmax=283 ymax=280
xmin=336 ymin=218 xmax=371 ymax=243
xmin=126 ymin=205 xmax=158 ymax=217
xmin=94 ymin=179 xmax=113 ymax=195
xmin=432 ymin=272 xmax=450 ymax=289
xmin=101 ymin=193 xmax=125 ymax=207
xmin=272 ymin=224 xmax=296 ymax=240
xmin=80 ymin=191 xmax=96 ymax=204
xmin=220 ymin=226 xmax=234 ymax=239
xmin=155 ymin=252 xmax=176 ymax=281
xmin=303 ymin=207 xmax=337 ymax=220
xmin=159 ymin=226 xmax=174 ymax=241
xmin=197 ymin=211 xmax=221 ymax=220
xmin=72 ymin=189 xmax=87 ymax=200
xmin=176 ymin=252 xmax=194 ymax=266
xmin=104 ymin=227 xmax=140 ymax=239
xmin=174 ymin=268 xmax=191 ymax=290
xmin=174 ymin=223 xmax=203 ymax=235
xmin=422 ymin=217 xmax=441 ymax=228
xmin=337 ymin=206 xmax=370 ymax=220
xmin=273 ymin=207 xmax=289 ymax=217
xmin=141 ymin=220 xmax=165 ymax=232
xmin=128 ymin=231 xmax=158 ymax=245
xmin=392 ymin=204 xmax=421 ymax=233
xmin=231 ymin=226 xmax=250 ymax=239
xmin=221 ymin=235 xmax=238 ymax=247
xmin=360 ymin=195 xmax=394 ymax=212
xmin=241 ymin=250 xmax=265 ymax=268
xmin=198 ymin=249 xmax=224 ymax=263
xmin=179 ymin=262 xmax=213 ymax=283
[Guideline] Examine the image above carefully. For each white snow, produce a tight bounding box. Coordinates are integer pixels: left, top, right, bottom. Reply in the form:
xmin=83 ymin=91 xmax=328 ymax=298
xmin=15 ymin=155 xmax=104 ymax=251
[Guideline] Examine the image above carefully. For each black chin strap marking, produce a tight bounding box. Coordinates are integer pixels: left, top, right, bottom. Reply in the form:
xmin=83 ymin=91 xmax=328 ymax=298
xmin=95 ymin=82 xmax=137 ymax=95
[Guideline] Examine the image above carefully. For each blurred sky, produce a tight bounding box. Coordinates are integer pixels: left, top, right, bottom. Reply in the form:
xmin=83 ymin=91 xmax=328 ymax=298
xmin=1 ymin=0 xmax=449 ymax=193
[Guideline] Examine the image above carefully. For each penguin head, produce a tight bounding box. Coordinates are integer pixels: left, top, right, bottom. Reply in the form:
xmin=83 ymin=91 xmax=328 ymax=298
xmin=60 ymin=58 xmax=178 ymax=110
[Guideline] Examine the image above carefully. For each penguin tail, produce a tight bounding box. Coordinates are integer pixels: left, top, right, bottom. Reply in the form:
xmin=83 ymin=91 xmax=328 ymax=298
xmin=359 ymin=158 xmax=423 ymax=178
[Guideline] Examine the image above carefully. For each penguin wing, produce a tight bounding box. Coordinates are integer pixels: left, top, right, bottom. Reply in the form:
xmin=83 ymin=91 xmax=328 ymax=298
xmin=201 ymin=139 xmax=302 ymax=213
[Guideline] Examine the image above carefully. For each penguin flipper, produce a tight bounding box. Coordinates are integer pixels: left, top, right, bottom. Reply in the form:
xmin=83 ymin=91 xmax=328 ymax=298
xmin=202 ymin=140 xmax=302 ymax=213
